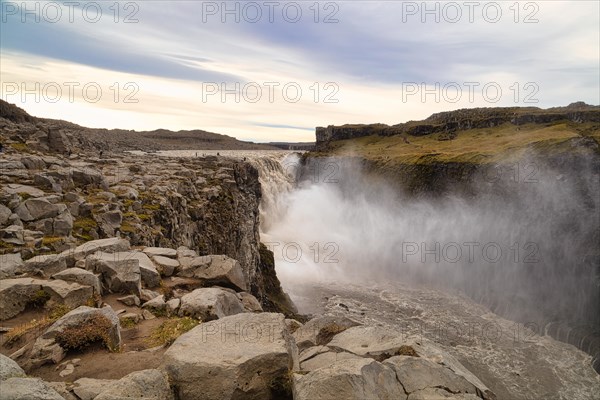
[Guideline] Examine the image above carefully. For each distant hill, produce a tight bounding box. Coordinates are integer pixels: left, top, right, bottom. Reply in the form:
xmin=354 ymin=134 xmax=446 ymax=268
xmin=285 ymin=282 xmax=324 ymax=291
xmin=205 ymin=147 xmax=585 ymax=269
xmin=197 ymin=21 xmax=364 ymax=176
xmin=313 ymin=102 xmax=600 ymax=164
xmin=0 ymin=100 xmax=280 ymax=153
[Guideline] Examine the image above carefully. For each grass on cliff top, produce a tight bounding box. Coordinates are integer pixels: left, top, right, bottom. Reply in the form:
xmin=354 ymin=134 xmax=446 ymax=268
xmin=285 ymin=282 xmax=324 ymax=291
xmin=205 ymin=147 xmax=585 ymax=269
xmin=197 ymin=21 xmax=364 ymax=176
xmin=321 ymin=122 xmax=598 ymax=165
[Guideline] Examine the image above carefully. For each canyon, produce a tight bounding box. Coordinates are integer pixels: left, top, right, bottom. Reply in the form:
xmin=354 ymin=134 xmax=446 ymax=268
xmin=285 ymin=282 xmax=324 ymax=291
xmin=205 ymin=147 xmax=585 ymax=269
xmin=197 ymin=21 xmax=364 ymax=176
xmin=0 ymin=100 xmax=599 ymax=399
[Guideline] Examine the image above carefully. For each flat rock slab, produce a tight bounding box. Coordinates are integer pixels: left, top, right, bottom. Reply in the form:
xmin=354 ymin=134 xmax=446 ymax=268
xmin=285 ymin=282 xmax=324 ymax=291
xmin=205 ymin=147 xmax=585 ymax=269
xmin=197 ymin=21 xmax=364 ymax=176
xmin=143 ymin=247 xmax=177 ymax=258
xmin=61 ymin=237 xmax=130 ymax=267
xmin=178 ymin=287 xmax=245 ymax=321
xmin=384 ymin=356 xmax=478 ymax=396
xmin=327 ymin=325 xmax=408 ymax=359
xmin=52 ymin=268 xmax=102 ymax=295
xmin=2 ymin=184 xmax=45 ymax=197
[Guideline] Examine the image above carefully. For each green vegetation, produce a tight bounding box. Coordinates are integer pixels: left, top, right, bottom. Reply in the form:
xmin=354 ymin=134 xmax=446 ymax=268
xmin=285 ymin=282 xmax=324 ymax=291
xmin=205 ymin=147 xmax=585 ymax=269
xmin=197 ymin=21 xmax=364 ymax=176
xmin=321 ymin=122 xmax=597 ymax=165
xmin=0 ymin=240 xmax=16 ymax=251
xmin=73 ymin=217 xmax=98 ymax=231
xmin=55 ymin=314 xmax=117 ymax=352
xmin=120 ymin=220 xmax=137 ymax=233
xmin=74 ymin=233 xmax=94 ymax=242
xmin=41 ymin=236 xmax=64 ymax=246
xmin=10 ymin=143 xmax=28 ymax=152
xmin=142 ymin=203 xmax=160 ymax=211
xmin=147 ymin=317 xmax=200 ymax=346
xmin=122 ymin=199 xmax=135 ymax=208
xmin=120 ymin=316 xmax=138 ymax=329
xmin=29 ymin=290 xmax=51 ymax=308
xmin=17 ymin=192 xmax=32 ymax=200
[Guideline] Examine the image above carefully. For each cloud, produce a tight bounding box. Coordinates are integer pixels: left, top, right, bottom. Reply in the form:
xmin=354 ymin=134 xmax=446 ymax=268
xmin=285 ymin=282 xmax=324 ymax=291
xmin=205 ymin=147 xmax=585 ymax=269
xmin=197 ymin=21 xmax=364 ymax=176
xmin=1 ymin=0 xmax=598 ymax=142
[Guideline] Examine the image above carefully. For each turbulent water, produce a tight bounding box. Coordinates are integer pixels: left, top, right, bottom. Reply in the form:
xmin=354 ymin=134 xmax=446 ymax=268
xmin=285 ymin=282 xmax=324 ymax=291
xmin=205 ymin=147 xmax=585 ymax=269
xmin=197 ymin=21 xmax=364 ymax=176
xmin=152 ymin=149 xmax=600 ymax=399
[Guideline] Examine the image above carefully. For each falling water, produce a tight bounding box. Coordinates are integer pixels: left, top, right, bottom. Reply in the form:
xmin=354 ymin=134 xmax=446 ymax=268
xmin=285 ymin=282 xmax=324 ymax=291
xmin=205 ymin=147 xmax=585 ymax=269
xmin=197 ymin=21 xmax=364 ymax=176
xmin=253 ymin=151 xmax=600 ymax=376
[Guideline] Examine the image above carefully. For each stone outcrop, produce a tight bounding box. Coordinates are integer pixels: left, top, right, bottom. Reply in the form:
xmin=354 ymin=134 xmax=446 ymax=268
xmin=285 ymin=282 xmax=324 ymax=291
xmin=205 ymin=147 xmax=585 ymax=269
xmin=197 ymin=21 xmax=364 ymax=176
xmin=93 ymin=369 xmax=173 ymax=400
xmin=0 ymin=278 xmax=92 ymax=320
xmin=293 ymin=357 xmax=406 ymax=400
xmin=85 ymin=251 xmax=142 ymax=295
xmin=178 ymin=287 xmax=245 ymax=321
xmin=162 ymin=312 xmax=297 ymax=400
xmin=178 ymin=254 xmax=247 ymax=291
xmin=0 ymin=141 xmax=296 ymax=317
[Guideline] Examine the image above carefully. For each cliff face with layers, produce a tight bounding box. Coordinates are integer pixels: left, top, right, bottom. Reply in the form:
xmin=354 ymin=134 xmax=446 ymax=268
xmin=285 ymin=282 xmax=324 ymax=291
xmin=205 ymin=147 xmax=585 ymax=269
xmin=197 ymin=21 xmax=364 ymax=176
xmin=0 ymin=101 xmax=294 ymax=316
xmin=315 ymin=102 xmax=600 ymax=150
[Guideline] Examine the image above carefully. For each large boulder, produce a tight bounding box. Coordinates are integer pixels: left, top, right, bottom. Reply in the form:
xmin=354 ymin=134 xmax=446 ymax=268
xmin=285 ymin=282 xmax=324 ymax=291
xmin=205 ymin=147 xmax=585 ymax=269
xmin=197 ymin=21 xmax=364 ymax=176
xmin=86 ymin=251 xmax=141 ymax=295
xmin=0 ymin=377 xmax=65 ymax=399
xmin=20 ymin=156 xmax=47 ymax=170
xmin=94 ymin=369 xmax=173 ymax=400
xmin=43 ymin=279 xmax=94 ymax=310
xmin=18 ymin=198 xmax=64 ymax=221
xmin=0 ymin=353 xmax=26 ymax=380
xmin=151 ymin=255 xmax=179 ymax=277
xmin=237 ymin=292 xmax=263 ymax=312
xmin=0 ymin=278 xmax=93 ymax=320
xmin=123 ymin=251 xmax=161 ymax=288
xmin=60 ymin=237 xmax=130 ymax=267
xmin=323 ymin=326 xmax=495 ymax=399
xmin=52 ymin=268 xmax=102 ymax=295
xmin=98 ymin=210 xmax=122 ymax=237
xmin=23 ymin=253 xmax=68 ymax=277
xmin=72 ymin=168 xmax=107 ymax=189
xmin=178 ymin=255 xmax=247 ymax=291
xmin=72 ymin=378 xmax=114 ymax=400
xmin=0 ymin=253 xmax=23 ymax=279
xmin=27 ymin=306 xmax=120 ymax=368
xmin=383 ymin=356 xmax=479 ymax=397
xmin=53 ymin=210 xmax=73 ymax=236
xmin=162 ymin=312 xmax=297 ymax=400
xmin=178 ymin=287 xmax=245 ymax=321
xmin=292 ymin=358 xmax=406 ymax=400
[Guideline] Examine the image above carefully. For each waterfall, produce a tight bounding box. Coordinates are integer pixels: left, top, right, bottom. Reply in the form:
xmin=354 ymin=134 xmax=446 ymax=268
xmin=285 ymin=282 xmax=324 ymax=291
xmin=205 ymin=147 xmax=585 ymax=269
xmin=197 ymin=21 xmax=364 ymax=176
xmin=254 ymin=152 xmax=600 ymax=373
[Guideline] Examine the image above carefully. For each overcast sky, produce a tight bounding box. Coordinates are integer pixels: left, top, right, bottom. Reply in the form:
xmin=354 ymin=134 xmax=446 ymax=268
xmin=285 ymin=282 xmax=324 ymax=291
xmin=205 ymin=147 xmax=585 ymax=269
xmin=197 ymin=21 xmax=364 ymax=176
xmin=1 ymin=0 xmax=599 ymax=142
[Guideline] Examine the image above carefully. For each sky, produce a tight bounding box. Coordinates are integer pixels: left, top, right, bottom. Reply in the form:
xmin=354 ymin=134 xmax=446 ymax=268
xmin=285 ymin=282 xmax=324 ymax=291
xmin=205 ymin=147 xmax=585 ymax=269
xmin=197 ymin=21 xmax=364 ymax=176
xmin=1 ymin=0 xmax=599 ymax=142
